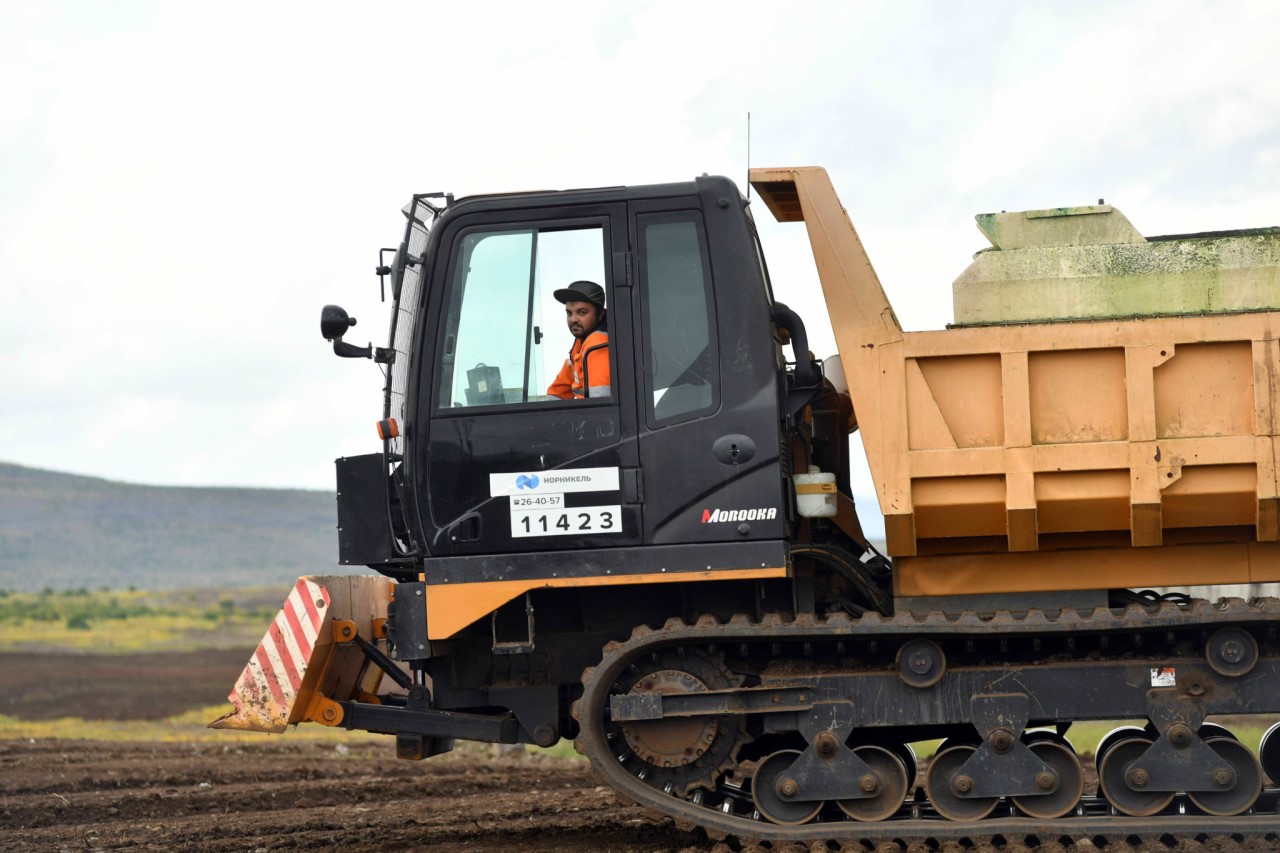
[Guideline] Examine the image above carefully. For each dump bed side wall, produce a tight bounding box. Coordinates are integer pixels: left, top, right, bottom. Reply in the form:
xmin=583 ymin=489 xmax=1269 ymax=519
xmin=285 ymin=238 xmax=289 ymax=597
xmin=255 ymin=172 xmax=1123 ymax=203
xmin=750 ymin=167 xmax=1279 ymax=594
xmin=887 ymin=312 xmax=1279 ymax=557
xmin=891 ymin=316 xmax=1280 ymax=596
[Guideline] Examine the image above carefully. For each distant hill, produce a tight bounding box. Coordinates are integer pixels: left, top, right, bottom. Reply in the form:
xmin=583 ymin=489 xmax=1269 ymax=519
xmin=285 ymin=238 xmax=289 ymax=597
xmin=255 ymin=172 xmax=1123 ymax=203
xmin=0 ymin=463 xmax=347 ymax=592
xmin=0 ymin=462 xmax=897 ymax=595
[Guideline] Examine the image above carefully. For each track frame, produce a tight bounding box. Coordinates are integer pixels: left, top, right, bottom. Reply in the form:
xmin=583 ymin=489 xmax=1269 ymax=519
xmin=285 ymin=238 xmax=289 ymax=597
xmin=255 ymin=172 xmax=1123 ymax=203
xmin=573 ymin=599 xmax=1280 ymax=843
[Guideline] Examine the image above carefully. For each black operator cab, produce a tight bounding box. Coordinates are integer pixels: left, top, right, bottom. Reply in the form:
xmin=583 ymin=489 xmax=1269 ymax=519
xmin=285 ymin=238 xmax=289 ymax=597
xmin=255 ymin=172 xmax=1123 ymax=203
xmin=333 ymin=176 xmax=796 ymax=584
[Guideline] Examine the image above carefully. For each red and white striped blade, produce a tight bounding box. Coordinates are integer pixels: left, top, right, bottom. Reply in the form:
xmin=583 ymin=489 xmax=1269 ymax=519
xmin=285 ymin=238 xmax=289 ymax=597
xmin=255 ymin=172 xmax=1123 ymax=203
xmin=209 ymin=578 xmax=330 ymax=732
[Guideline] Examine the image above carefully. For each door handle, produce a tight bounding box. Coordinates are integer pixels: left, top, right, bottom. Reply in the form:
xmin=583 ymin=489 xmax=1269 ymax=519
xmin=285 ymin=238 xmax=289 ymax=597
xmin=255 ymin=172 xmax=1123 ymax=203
xmin=712 ymin=434 xmax=756 ymax=465
xmin=449 ymin=513 xmax=482 ymax=543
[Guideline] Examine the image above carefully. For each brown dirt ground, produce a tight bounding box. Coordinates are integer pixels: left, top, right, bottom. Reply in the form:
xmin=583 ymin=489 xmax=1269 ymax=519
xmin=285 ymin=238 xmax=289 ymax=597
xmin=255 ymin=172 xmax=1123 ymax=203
xmin=3 ymin=739 xmax=1278 ymax=853
xmin=0 ymin=651 xmax=1276 ymax=851
xmin=0 ymin=650 xmax=252 ymax=720
xmin=0 ymin=739 xmax=702 ymax=851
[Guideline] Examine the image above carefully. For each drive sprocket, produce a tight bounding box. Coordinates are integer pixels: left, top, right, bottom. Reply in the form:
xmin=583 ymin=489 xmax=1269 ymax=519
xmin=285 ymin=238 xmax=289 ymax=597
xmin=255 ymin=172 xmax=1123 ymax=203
xmin=577 ymin=631 xmax=747 ymax=796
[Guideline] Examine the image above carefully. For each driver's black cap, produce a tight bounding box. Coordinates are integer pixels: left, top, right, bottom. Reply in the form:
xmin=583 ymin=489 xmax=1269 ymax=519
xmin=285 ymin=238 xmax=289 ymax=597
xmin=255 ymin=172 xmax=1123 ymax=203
xmin=553 ymin=280 xmax=605 ymax=308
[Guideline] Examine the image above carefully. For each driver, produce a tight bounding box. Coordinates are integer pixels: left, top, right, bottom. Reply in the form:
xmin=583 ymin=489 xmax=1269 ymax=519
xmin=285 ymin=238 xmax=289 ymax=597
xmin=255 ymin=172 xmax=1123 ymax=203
xmin=547 ymin=280 xmax=610 ymax=399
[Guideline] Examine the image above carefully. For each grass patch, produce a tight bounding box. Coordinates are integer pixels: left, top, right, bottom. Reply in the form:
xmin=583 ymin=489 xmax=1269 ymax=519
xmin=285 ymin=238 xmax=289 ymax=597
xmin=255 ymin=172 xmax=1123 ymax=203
xmin=0 ymin=704 xmax=387 ymax=745
xmin=0 ymin=706 xmax=588 ymax=762
xmin=0 ymin=586 xmax=288 ymax=653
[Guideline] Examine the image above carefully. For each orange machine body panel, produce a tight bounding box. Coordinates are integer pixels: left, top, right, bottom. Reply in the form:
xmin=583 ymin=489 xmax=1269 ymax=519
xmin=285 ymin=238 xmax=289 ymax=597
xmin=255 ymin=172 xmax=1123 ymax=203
xmin=424 ymin=566 xmax=788 ymax=640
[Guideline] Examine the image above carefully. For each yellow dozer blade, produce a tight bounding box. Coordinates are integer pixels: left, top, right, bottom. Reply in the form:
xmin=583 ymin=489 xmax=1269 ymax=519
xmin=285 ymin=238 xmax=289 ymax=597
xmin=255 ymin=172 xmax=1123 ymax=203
xmin=209 ymin=575 xmax=394 ymax=733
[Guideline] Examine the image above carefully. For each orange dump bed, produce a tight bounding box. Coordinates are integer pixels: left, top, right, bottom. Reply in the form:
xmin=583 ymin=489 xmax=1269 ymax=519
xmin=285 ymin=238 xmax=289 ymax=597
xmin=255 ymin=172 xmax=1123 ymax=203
xmin=752 ymin=167 xmax=1280 ymax=598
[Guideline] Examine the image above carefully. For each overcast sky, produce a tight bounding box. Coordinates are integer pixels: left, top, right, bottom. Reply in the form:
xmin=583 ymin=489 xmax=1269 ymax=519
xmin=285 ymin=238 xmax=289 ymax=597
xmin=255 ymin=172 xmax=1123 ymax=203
xmin=4 ymin=2 xmax=1278 ymax=505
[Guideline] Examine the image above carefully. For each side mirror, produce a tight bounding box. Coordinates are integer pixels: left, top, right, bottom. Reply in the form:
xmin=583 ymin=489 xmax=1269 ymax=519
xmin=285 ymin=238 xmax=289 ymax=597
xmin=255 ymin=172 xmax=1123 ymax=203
xmin=376 ymin=241 xmax=414 ymax=303
xmin=321 ymin=304 xmax=357 ymax=341
xmin=390 ymin=240 xmax=409 ymax=301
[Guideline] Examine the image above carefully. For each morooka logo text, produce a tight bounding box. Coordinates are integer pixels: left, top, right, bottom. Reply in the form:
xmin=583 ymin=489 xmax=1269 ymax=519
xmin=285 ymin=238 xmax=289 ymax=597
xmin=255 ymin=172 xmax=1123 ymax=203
xmin=701 ymin=507 xmax=778 ymax=523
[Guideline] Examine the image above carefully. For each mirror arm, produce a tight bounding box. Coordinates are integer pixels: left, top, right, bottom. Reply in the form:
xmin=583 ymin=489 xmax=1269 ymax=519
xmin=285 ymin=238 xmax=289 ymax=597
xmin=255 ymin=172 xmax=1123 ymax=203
xmin=331 ymin=341 xmax=395 ymax=363
xmin=333 ymin=340 xmax=373 ymax=359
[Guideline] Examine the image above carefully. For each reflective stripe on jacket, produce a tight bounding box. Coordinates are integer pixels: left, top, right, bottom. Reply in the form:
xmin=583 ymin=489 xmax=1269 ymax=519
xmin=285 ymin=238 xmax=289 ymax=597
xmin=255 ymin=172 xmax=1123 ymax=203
xmin=548 ymin=331 xmax=610 ymax=399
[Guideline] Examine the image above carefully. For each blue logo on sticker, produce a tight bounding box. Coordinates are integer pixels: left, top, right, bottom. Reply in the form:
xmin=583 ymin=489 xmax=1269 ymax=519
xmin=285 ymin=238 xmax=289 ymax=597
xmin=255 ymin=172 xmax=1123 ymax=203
xmin=516 ymin=474 xmax=540 ymax=490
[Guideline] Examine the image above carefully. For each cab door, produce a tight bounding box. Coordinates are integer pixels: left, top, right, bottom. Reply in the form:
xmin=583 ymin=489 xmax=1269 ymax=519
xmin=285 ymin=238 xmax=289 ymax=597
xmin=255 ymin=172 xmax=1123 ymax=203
xmin=629 ymin=188 xmax=787 ymax=547
xmin=418 ymin=203 xmax=641 ymax=556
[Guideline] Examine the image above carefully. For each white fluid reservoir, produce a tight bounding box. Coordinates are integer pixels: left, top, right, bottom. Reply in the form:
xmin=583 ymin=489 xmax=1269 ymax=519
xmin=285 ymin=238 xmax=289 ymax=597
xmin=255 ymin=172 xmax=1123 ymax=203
xmin=794 ymin=465 xmax=837 ymax=518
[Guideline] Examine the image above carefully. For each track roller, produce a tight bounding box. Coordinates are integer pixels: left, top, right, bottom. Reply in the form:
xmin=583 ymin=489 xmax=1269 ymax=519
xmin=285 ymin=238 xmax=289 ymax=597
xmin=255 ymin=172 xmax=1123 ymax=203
xmin=923 ymin=744 xmax=999 ymax=821
xmin=751 ymin=749 xmax=823 ymax=825
xmin=1011 ymin=740 xmax=1084 ymax=819
xmin=836 ymin=746 xmax=909 ymax=822
xmin=1186 ymin=736 xmax=1263 ymax=816
xmin=1260 ymin=721 xmax=1280 ymax=784
xmin=1095 ymin=725 xmax=1146 ymax=773
xmin=1098 ymin=735 xmax=1174 ymax=816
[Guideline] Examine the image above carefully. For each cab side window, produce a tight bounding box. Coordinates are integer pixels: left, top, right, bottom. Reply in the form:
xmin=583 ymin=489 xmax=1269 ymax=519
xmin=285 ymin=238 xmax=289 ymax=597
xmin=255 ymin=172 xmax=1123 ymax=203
xmin=438 ymin=225 xmax=606 ymax=408
xmin=639 ymin=213 xmax=719 ymax=424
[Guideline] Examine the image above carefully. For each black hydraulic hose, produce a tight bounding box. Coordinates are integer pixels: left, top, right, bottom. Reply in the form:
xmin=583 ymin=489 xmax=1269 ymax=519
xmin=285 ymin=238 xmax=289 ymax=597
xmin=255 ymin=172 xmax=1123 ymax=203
xmin=1110 ymin=588 xmax=1193 ymax=608
xmin=353 ymin=633 xmax=414 ymax=690
xmin=771 ymin=302 xmax=818 ymax=387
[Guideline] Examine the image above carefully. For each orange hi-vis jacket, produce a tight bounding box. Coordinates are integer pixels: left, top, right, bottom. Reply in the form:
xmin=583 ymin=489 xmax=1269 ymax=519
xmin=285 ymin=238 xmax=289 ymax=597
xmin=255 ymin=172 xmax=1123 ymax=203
xmin=548 ymin=331 xmax=610 ymax=399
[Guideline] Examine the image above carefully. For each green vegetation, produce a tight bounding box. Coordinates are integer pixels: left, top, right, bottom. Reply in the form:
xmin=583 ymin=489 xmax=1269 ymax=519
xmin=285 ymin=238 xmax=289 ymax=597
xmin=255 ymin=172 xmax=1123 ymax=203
xmin=0 ymin=705 xmax=386 ymax=744
xmin=0 ymin=586 xmax=287 ymax=652
xmin=0 ymin=703 xmax=573 ymax=760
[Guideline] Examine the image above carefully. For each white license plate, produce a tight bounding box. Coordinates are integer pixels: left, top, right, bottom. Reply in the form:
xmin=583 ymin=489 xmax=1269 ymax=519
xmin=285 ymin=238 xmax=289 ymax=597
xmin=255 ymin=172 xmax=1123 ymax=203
xmin=510 ymin=505 xmax=621 ymax=538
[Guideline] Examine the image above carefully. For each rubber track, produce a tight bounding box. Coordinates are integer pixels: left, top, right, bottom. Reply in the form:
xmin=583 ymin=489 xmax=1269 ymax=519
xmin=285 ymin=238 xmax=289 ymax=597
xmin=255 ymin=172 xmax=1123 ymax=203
xmin=573 ymin=598 xmax=1280 ymax=845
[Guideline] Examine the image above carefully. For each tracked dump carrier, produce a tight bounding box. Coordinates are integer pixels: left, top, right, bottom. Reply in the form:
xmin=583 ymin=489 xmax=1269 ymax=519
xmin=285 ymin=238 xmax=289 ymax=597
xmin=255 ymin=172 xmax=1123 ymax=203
xmin=215 ymin=167 xmax=1280 ymax=845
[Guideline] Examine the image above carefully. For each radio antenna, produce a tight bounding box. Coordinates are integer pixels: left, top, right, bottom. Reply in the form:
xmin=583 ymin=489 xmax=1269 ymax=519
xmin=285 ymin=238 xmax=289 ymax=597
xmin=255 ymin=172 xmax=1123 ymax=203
xmin=746 ymin=112 xmax=752 ymax=200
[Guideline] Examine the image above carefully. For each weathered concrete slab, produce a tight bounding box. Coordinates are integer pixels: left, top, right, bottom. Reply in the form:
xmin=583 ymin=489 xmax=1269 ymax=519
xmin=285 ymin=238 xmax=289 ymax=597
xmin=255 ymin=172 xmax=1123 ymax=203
xmin=953 ymin=205 xmax=1280 ymax=325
